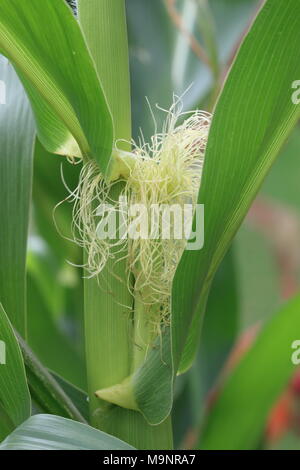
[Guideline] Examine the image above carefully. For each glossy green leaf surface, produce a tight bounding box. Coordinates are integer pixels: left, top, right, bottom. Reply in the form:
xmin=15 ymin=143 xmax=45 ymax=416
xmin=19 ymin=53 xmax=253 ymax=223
xmin=0 ymin=414 xmax=135 ymax=450
xmin=0 ymin=0 xmax=113 ymax=171
xmin=0 ymin=56 xmax=35 ymax=336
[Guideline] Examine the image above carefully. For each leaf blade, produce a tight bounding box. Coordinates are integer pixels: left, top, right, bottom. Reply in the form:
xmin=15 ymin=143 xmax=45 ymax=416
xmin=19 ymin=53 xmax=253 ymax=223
xmin=0 ymin=0 xmax=113 ymax=170
xmin=173 ymin=0 xmax=300 ymax=374
xmin=0 ymin=56 xmax=35 ymax=335
xmin=0 ymin=414 xmax=135 ymax=450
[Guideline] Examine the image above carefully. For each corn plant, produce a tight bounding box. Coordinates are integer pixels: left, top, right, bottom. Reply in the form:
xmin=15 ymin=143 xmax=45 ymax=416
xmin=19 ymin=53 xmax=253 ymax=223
xmin=0 ymin=0 xmax=300 ymax=451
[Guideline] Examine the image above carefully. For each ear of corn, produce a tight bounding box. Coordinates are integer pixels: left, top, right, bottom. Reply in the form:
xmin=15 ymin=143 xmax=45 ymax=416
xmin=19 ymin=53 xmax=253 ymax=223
xmin=73 ymin=101 xmax=211 ymax=423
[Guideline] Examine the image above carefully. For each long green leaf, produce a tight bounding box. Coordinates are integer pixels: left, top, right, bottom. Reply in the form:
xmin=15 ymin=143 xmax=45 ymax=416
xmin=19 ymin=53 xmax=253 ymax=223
xmin=199 ymin=293 xmax=300 ymax=450
xmin=0 ymin=414 xmax=135 ymax=450
xmin=0 ymin=304 xmax=31 ymax=441
xmin=0 ymin=56 xmax=35 ymax=336
xmin=0 ymin=0 xmax=113 ymax=171
xmin=173 ymin=0 xmax=300 ymax=375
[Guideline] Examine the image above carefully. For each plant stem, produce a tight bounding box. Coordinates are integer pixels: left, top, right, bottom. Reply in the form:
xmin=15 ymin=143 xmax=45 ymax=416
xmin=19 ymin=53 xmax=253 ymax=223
xmin=16 ymin=332 xmax=87 ymax=423
xmin=78 ymin=0 xmax=173 ymax=449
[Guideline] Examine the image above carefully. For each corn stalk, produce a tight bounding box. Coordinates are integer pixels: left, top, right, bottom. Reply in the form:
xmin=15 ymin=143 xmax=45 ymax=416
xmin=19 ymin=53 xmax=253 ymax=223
xmin=78 ymin=0 xmax=173 ymax=449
